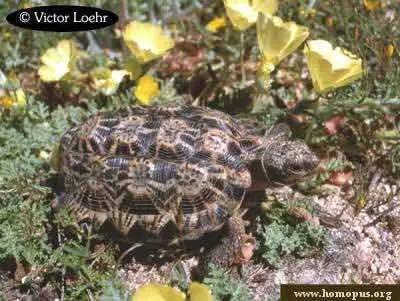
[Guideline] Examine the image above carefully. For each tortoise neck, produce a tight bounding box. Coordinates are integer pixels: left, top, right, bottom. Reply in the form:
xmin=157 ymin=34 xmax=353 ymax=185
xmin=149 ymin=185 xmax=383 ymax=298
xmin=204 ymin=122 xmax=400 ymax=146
xmin=246 ymin=159 xmax=269 ymax=191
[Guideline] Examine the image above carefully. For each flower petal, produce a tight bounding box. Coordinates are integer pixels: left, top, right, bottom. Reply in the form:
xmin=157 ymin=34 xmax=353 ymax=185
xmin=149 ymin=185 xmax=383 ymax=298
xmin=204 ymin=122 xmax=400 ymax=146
xmin=224 ymin=0 xmax=278 ymax=31
xmin=131 ymin=284 xmax=185 ymax=301
xmin=188 ymin=282 xmax=213 ymax=301
xmin=134 ymin=75 xmax=160 ymax=105
xmin=93 ymin=69 xmax=128 ymax=96
xmin=206 ymin=16 xmax=227 ymax=32
xmin=257 ymin=14 xmax=309 ymax=68
xmin=363 ymin=0 xmax=381 ymax=10
xmin=39 ymin=40 xmax=73 ymax=82
xmin=123 ymin=22 xmax=174 ymax=64
xmin=12 ymin=89 xmax=26 ymax=107
xmin=38 ymin=65 xmax=69 ymax=82
xmin=0 ymin=95 xmax=14 ymax=109
xmin=304 ymin=40 xmax=363 ymax=93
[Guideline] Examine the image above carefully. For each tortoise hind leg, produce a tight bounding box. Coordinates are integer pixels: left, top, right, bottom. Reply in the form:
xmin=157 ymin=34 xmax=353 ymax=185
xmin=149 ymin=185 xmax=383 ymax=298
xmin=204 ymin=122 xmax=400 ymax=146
xmin=196 ymin=215 xmax=256 ymax=278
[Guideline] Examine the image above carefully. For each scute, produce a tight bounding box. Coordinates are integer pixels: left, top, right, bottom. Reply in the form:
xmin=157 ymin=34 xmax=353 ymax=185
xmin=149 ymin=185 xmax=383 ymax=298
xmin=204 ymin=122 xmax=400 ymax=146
xmin=59 ymin=105 xmax=256 ymax=241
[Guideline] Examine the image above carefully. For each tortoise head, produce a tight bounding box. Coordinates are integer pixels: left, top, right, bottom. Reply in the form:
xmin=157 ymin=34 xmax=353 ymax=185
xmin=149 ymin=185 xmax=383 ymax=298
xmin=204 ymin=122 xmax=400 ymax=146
xmin=260 ymin=123 xmax=319 ymax=184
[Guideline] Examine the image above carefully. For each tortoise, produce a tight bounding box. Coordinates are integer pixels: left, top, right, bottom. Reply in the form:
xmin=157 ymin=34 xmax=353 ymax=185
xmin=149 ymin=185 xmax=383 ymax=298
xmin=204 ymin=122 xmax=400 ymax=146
xmin=53 ymin=104 xmax=318 ymax=273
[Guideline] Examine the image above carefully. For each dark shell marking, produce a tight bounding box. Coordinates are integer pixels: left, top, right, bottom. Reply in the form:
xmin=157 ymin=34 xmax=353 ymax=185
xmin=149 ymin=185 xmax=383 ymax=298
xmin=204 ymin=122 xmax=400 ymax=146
xmin=59 ymin=105 xmax=260 ymax=240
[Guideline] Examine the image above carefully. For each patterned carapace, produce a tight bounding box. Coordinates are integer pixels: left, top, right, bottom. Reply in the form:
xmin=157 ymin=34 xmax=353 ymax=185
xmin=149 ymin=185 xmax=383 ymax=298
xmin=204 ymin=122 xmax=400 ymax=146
xmin=56 ymin=105 xmax=318 ymax=243
xmin=57 ymin=105 xmax=261 ymax=239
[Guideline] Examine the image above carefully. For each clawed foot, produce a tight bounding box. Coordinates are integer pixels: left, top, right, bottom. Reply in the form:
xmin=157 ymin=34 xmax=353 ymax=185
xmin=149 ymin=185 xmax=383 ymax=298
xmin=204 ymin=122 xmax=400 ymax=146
xmin=234 ymin=234 xmax=256 ymax=265
xmin=196 ymin=215 xmax=256 ymax=278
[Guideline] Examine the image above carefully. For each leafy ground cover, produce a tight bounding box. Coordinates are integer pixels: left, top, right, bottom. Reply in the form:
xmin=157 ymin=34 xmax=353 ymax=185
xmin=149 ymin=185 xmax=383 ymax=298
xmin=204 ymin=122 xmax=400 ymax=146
xmin=0 ymin=0 xmax=399 ymax=300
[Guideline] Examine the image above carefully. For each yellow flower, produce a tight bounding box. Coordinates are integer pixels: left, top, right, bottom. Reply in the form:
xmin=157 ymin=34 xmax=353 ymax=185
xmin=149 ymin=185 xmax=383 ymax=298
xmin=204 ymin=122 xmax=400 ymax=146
xmin=38 ymin=40 xmax=74 ymax=82
xmin=123 ymin=21 xmax=174 ymax=64
xmin=187 ymin=282 xmax=213 ymax=301
xmin=206 ymin=16 xmax=227 ymax=33
xmin=223 ymin=0 xmax=278 ymax=31
xmin=131 ymin=284 xmax=185 ymax=301
xmin=131 ymin=282 xmax=213 ymax=301
xmin=0 ymin=88 xmax=26 ymax=109
xmin=257 ymin=13 xmax=309 ymax=72
xmin=0 ymin=89 xmax=26 ymax=109
xmin=385 ymin=44 xmax=395 ymax=59
xmin=134 ymin=75 xmax=160 ymax=105
xmin=92 ymin=68 xmax=128 ymax=96
xmin=304 ymin=39 xmax=363 ymax=93
xmin=12 ymin=89 xmax=26 ymax=107
xmin=2 ymin=29 xmax=11 ymax=39
xmin=39 ymin=150 xmax=51 ymax=160
xmin=0 ymin=71 xmax=26 ymax=109
xmin=0 ymin=95 xmax=14 ymax=109
xmin=299 ymin=8 xmax=317 ymax=18
xmin=363 ymin=0 xmax=381 ymax=10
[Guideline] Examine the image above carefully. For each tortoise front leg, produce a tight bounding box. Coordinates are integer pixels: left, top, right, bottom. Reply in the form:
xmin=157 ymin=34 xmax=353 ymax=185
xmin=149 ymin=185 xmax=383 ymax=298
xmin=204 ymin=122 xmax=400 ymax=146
xmin=197 ymin=215 xmax=256 ymax=277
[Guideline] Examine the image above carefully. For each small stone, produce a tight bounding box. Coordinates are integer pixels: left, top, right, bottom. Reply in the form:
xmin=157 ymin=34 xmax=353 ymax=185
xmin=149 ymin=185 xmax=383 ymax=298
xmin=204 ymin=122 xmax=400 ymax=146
xmin=364 ymin=227 xmax=381 ymax=244
xmin=274 ymin=271 xmax=287 ymax=284
xmin=371 ymin=262 xmax=378 ymax=274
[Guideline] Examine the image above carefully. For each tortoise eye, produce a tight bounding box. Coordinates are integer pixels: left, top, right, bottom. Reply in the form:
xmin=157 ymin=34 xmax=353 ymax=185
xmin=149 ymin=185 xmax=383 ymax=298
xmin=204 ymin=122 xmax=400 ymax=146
xmin=290 ymin=163 xmax=304 ymax=172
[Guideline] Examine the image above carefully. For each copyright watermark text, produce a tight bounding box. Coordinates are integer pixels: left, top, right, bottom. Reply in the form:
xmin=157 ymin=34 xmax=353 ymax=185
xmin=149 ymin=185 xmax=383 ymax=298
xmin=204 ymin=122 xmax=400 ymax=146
xmin=7 ymin=5 xmax=118 ymax=32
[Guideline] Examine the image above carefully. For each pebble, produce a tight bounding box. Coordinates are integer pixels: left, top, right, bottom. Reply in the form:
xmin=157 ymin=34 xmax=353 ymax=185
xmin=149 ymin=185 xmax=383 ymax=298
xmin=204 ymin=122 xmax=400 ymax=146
xmin=364 ymin=226 xmax=381 ymax=243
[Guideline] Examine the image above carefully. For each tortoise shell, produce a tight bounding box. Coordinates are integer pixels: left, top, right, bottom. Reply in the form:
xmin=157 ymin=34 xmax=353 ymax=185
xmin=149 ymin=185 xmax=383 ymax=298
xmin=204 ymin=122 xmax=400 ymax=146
xmin=58 ymin=105 xmax=262 ymax=241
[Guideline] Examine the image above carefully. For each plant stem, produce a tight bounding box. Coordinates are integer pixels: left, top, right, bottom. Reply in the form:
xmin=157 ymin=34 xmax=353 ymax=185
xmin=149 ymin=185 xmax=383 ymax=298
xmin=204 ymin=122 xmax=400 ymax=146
xmin=240 ymin=31 xmax=246 ymax=85
xmin=305 ymin=95 xmax=321 ymax=143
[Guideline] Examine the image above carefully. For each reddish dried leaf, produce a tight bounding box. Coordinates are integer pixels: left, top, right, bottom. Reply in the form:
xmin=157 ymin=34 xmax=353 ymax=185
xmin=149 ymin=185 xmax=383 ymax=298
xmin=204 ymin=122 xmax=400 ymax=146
xmin=324 ymin=115 xmax=346 ymax=136
xmin=328 ymin=170 xmax=353 ymax=186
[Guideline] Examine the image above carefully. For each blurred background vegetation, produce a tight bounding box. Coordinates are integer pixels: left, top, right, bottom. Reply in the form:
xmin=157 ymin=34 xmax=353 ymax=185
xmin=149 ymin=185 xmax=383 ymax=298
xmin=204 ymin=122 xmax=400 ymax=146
xmin=0 ymin=0 xmax=399 ymax=300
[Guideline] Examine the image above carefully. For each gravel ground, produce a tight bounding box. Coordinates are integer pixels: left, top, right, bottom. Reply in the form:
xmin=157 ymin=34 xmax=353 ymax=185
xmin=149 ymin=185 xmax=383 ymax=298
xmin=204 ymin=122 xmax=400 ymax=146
xmin=118 ymin=173 xmax=400 ymax=300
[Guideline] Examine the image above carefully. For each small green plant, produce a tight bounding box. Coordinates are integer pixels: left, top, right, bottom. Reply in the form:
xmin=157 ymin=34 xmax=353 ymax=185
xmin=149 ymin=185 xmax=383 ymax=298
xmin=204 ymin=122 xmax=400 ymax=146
xmin=203 ymin=264 xmax=251 ymax=301
xmin=257 ymin=200 xmax=327 ymax=267
xmin=98 ymin=282 xmax=131 ymax=301
xmin=0 ymin=97 xmax=127 ymax=300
